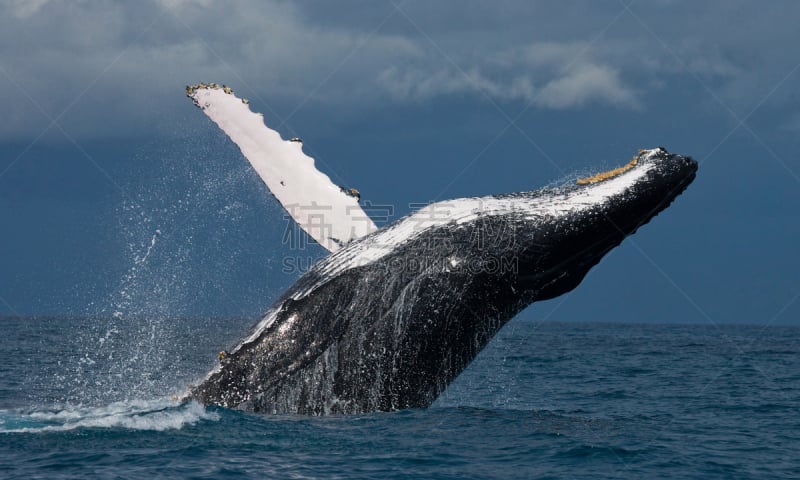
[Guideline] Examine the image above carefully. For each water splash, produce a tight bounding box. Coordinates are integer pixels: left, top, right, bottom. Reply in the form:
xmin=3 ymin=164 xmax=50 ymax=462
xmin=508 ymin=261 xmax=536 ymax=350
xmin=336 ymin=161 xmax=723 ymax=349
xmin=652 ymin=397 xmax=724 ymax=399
xmin=60 ymin=138 xmax=263 ymax=406
xmin=138 ymin=229 xmax=161 ymax=265
xmin=0 ymin=399 xmax=218 ymax=433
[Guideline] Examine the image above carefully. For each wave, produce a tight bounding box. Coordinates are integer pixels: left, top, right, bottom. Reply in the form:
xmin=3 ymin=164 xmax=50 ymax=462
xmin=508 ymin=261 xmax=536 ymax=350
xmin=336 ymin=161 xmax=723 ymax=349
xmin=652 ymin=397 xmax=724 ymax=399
xmin=0 ymin=398 xmax=218 ymax=433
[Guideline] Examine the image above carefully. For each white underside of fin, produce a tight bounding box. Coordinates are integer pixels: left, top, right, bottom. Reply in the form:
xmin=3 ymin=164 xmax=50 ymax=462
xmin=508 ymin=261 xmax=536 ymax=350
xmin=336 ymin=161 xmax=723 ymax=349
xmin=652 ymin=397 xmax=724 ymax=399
xmin=188 ymin=84 xmax=377 ymax=252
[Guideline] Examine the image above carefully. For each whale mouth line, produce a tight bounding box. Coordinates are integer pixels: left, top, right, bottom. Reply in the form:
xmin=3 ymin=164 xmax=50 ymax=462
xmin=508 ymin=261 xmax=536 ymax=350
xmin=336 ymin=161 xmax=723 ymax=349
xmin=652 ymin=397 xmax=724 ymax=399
xmin=577 ymin=154 xmax=640 ymax=185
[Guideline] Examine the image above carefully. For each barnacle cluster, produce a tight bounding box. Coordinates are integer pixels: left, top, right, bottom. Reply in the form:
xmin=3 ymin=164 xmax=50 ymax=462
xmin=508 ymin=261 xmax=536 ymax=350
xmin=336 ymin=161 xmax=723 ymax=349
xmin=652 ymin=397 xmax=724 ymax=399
xmin=185 ymin=82 xmax=250 ymax=107
xmin=576 ymin=151 xmax=641 ymax=185
xmin=340 ymin=186 xmax=361 ymax=200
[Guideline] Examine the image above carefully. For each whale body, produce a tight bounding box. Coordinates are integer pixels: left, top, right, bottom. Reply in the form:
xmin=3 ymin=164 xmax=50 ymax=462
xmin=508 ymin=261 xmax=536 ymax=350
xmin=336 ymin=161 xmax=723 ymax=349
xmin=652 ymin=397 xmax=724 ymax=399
xmin=185 ymin=84 xmax=697 ymax=414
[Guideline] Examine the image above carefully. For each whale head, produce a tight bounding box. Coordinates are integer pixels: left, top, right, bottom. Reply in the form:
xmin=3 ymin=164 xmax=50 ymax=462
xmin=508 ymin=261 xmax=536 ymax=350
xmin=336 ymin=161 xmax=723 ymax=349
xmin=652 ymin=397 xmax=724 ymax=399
xmin=510 ymin=147 xmax=698 ymax=300
xmin=310 ymin=147 xmax=698 ymax=307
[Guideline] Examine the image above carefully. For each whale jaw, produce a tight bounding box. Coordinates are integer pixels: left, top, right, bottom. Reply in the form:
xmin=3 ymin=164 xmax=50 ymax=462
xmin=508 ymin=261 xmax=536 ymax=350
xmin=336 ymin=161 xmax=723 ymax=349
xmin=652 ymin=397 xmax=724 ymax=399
xmin=513 ymin=148 xmax=697 ymax=301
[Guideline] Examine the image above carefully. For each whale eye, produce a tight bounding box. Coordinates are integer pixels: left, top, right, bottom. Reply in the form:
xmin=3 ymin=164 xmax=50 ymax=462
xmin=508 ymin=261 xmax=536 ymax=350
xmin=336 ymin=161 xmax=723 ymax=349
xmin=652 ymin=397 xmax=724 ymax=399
xmin=577 ymin=155 xmax=639 ymax=185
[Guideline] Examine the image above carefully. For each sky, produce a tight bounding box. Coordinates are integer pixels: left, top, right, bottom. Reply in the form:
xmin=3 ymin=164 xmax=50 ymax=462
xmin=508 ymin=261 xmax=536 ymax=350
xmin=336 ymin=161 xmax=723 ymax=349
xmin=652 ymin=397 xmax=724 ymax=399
xmin=0 ymin=0 xmax=798 ymax=327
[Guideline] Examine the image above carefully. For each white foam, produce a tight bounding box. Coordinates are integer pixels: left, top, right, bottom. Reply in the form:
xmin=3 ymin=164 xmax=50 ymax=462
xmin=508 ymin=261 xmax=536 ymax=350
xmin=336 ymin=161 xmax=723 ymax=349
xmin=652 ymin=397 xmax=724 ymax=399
xmin=0 ymin=398 xmax=218 ymax=433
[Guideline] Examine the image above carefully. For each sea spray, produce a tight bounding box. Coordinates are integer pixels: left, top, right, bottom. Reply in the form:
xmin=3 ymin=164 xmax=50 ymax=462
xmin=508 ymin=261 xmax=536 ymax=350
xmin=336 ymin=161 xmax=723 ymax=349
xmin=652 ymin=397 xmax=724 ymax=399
xmin=63 ymin=138 xmax=267 ymax=405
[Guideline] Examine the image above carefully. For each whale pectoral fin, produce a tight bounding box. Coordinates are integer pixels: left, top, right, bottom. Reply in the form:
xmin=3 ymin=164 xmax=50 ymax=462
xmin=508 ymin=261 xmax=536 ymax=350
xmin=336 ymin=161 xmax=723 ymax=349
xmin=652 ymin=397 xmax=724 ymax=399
xmin=187 ymin=84 xmax=377 ymax=253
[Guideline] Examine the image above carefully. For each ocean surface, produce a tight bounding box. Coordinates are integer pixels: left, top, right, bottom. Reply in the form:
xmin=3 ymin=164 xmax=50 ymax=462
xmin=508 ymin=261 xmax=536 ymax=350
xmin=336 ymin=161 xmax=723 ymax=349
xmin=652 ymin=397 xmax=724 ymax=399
xmin=1 ymin=316 xmax=798 ymax=479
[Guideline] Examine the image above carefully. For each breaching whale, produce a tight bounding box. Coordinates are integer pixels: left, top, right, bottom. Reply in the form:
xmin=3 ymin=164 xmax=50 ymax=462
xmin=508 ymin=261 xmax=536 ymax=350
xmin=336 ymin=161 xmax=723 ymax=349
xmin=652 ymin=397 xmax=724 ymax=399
xmin=185 ymin=84 xmax=698 ymax=414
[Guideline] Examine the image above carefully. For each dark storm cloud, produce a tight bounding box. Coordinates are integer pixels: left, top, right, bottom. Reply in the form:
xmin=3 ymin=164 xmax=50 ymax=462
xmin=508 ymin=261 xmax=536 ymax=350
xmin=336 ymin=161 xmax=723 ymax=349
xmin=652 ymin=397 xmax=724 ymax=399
xmin=0 ymin=0 xmax=798 ymax=140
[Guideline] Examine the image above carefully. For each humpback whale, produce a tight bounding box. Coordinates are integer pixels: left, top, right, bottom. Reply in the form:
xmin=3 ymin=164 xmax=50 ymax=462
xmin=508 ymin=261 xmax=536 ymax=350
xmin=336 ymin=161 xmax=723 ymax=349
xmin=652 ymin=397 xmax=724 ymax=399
xmin=185 ymin=84 xmax=698 ymax=414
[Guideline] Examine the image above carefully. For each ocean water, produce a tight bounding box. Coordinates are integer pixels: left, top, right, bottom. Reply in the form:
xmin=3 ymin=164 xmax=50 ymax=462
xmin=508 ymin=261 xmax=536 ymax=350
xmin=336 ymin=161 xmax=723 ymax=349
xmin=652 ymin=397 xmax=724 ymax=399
xmin=1 ymin=316 xmax=798 ymax=479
